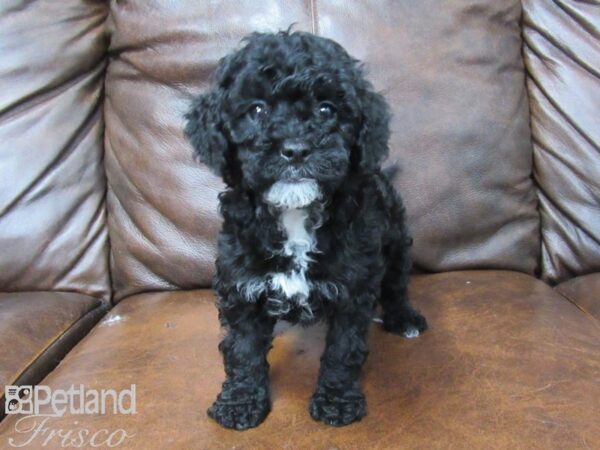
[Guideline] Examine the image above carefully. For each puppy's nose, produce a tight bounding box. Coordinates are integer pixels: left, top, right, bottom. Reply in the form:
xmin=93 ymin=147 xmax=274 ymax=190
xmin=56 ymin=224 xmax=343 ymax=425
xmin=281 ymin=139 xmax=310 ymax=163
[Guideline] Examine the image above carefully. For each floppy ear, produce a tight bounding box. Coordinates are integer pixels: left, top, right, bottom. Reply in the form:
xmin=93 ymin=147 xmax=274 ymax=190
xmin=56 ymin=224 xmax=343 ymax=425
xmin=356 ymin=88 xmax=391 ymax=171
xmin=184 ymin=91 xmax=228 ymax=176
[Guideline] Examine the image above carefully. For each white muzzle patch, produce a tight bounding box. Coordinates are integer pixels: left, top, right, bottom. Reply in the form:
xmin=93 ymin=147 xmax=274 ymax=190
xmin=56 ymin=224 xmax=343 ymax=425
xmin=264 ymin=179 xmax=322 ymax=210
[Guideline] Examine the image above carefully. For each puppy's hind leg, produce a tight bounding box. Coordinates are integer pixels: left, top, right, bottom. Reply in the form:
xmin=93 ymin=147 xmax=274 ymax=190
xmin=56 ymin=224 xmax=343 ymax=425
xmin=379 ymin=238 xmax=427 ymax=338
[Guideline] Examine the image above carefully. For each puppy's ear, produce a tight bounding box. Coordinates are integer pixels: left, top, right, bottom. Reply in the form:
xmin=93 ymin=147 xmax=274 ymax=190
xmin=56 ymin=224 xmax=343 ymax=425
xmin=356 ymin=88 xmax=391 ymax=171
xmin=185 ymin=91 xmax=228 ymax=176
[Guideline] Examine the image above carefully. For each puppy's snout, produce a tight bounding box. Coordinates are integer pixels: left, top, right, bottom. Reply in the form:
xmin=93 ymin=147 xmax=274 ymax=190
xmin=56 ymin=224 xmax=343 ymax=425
xmin=281 ymin=139 xmax=310 ymax=163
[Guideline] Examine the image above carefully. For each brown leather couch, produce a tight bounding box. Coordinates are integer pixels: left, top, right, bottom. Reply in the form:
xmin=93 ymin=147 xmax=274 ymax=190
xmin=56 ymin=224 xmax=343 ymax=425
xmin=1 ymin=1 xmax=598 ymax=448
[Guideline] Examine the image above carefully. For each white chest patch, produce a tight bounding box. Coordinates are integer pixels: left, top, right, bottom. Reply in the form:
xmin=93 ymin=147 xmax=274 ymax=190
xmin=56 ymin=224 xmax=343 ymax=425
xmin=269 ymin=208 xmax=315 ymax=301
xmin=235 ymin=199 xmax=324 ymax=319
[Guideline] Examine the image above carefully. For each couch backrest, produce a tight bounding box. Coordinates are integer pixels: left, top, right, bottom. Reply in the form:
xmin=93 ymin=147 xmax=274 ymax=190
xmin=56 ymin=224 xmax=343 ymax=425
xmin=522 ymin=0 xmax=600 ymax=284
xmin=3 ymin=1 xmax=597 ymax=302
xmin=103 ymin=0 xmax=540 ymax=302
xmin=0 ymin=0 xmax=110 ymax=302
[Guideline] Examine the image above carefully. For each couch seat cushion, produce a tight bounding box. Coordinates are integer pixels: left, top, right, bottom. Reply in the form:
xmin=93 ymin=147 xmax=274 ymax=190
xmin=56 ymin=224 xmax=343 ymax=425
xmin=0 ymin=292 xmax=106 ymax=410
xmin=556 ymin=273 xmax=600 ymax=321
xmin=1 ymin=272 xmax=598 ymax=449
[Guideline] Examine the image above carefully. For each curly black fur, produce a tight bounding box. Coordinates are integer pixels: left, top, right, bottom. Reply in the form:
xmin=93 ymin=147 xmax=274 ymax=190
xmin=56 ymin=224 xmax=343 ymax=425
xmin=185 ymin=30 xmax=427 ymax=430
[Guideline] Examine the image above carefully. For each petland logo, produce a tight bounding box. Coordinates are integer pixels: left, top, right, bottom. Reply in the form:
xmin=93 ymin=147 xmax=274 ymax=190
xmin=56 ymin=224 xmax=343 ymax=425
xmin=5 ymin=385 xmax=136 ymax=417
xmin=4 ymin=385 xmax=136 ymax=448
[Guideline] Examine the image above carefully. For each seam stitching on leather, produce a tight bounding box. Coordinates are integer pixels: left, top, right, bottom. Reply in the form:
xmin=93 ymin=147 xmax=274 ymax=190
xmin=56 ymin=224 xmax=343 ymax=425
xmin=554 ymin=288 xmax=600 ymax=327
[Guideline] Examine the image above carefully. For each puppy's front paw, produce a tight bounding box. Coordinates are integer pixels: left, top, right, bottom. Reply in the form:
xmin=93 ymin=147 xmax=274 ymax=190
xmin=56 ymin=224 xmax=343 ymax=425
xmin=309 ymin=391 xmax=366 ymax=426
xmin=207 ymin=395 xmax=270 ymax=430
xmin=383 ymin=309 xmax=427 ymax=338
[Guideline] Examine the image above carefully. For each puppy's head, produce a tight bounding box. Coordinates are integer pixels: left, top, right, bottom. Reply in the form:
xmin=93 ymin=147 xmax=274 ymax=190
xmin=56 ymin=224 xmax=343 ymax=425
xmin=186 ymin=31 xmax=390 ymax=209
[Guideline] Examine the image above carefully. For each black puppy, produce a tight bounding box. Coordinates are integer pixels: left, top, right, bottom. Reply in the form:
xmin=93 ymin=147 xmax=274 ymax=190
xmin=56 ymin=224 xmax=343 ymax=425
xmin=185 ymin=30 xmax=426 ymax=430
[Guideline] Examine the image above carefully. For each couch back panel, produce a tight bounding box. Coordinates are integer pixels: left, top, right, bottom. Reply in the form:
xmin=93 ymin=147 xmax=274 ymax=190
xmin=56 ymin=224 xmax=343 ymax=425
xmin=105 ymin=0 xmax=539 ymax=301
xmin=317 ymin=0 xmax=539 ymax=275
xmin=0 ymin=0 xmax=111 ymax=301
xmin=104 ymin=1 xmax=314 ymax=301
xmin=522 ymin=0 xmax=600 ymax=284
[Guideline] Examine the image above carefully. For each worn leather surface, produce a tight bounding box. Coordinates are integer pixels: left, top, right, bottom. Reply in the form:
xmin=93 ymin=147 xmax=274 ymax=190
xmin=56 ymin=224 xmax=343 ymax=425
xmin=104 ymin=0 xmax=539 ymax=301
xmin=522 ymin=0 xmax=600 ymax=283
xmin=0 ymin=292 xmax=104 ymax=405
xmin=556 ymin=273 xmax=600 ymax=322
xmin=1 ymin=272 xmax=598 ymax=449
xmin=0 ymin=1 xmax=111 ymax=301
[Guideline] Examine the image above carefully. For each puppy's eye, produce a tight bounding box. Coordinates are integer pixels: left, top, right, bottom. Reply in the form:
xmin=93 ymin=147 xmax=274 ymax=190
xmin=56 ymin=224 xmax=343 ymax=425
xmin=248 ymin=101 xmax=268 ymax=120
xmin=317 ymin=101 xmax=336 ymax=119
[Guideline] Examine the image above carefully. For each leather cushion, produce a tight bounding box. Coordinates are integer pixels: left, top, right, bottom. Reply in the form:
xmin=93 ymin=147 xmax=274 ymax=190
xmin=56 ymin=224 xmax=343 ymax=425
xmin=318 ymin=0 xmax=540 ymax=280
xmin=0 ymin=1 xmax=111 ymax=300
xmin=1 ymin=272 xmax=598 ymax=448
xmin=522 ymin=0 xmax=600 ymax=283
xmin=0 ymin=292 xmax=106 ymax=406
xmin=104 ymin=1 xmax=314 ymax=301
xmin=104 ymin=0 xmax=539 ymax=301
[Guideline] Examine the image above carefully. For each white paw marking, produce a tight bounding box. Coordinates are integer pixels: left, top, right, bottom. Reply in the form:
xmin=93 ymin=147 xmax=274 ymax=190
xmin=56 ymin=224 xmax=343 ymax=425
xmin=403 ymin=326 xmax=420 ymax=339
